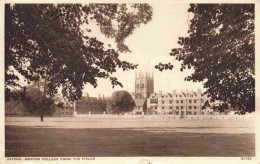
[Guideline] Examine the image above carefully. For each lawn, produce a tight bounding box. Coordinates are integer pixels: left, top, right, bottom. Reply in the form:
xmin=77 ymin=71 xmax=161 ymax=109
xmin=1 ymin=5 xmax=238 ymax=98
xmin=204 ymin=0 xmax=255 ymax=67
xmin=5 ymin=126 xmax=255 ymax=157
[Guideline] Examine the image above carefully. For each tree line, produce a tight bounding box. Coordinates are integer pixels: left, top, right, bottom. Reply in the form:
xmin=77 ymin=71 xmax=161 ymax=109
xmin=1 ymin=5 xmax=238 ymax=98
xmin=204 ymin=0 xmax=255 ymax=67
xmin=6 ymin=88 xmax=135 ymax=120
xmin=5 ymin=4 xmax=151 ymax=121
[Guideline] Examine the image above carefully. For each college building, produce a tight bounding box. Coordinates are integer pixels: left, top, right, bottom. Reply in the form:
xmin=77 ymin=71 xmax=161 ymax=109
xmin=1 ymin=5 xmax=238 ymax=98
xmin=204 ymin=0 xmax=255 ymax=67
xmin=133 ymin=71 xmax=221 ymax=115
xmin=147 ymin=89 xmax=221 ymax=115
xmin=75 ymin=93 xmax=108 ymax=114
xmin=132 ymin=72 xmax=153 ymax=114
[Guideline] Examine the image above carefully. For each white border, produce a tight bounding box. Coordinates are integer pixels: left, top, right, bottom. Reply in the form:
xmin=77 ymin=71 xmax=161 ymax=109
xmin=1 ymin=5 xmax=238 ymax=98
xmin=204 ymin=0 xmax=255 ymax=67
xmin=0 ymin=0 xmax=259 ymax=163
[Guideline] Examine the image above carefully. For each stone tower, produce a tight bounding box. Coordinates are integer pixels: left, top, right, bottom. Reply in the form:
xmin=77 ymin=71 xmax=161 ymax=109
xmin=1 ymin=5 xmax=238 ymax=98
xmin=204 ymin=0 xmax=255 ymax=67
xmin=134 ymin=72 xmax=154 ymax=99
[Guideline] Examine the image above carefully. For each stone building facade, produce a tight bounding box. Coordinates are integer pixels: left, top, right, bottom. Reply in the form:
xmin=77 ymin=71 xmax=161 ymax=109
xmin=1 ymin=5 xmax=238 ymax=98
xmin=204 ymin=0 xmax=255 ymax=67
xmin=134 ymin=72 xmax=154 ymax=99
xmin=75 ymin=94 xmax=107 ymax=114
xmin=147 ymin=89 xmax=220 ymax=115
xmin=133 ymin=72 xmax=154 ymax=114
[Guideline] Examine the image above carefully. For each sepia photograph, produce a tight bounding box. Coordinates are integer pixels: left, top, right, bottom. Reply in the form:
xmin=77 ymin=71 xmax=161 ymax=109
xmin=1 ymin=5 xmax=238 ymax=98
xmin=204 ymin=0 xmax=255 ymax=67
xmin=1 ymin=0 xmax=259 ymax=163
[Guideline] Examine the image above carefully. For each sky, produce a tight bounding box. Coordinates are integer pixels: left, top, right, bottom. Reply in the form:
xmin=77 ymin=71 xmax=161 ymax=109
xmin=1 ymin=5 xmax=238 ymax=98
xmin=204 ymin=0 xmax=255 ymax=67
xmin=83 ymin=3 xmax=204 ymax=97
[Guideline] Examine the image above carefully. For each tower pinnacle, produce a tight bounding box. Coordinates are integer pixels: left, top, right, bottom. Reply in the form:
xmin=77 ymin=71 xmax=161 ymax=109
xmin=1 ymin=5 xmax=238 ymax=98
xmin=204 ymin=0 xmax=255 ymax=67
xmin=134 ymin=71 xmax=154 ymax=99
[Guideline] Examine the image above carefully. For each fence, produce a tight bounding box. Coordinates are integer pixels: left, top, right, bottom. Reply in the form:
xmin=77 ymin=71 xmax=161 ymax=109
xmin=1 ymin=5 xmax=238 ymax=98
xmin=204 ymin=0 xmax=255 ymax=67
xmin=74 ymin=113 xmax=254 ymax=120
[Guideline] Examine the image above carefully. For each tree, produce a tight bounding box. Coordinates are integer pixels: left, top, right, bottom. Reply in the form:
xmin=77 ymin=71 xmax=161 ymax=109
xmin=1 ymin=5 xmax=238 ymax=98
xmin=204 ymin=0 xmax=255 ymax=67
xmin=5 ymin=4 xmax=153 ymax=102
xmin=156 ymin=4 xmax=254 ymax=113
xmin=5 ymin=79 xmax=65 ymax=119
xmin=21 ymin=80 xmax=58 ymax=121
xmin=106 ymin=90 xmax=135 ymax=114
xmin=23 ymin=90 xmax=55 ymax=122
xmin=5 ymin=99 xmax=28 ymax=116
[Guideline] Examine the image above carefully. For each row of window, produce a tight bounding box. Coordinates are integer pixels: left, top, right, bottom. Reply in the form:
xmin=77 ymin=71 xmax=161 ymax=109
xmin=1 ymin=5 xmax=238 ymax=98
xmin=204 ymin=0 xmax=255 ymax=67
xmin=161 ymin=94 xmax=200 ymax=98
xmin=76 ymin=103 xmax=104 ymax=106
xmin=136 ymin=84 xmax=145 ymax=88
xmin=150 ymin=99 xmax=158 ymax=103
xmin=151 ymin=106 xmax=198 ymax=110
xmin=158 ymin=111 xmax=198 ymax=115
xmin=160 ymin=100 xmax=204 ymax=104
xmin=151 ymin=95 xmax=200 ymax=98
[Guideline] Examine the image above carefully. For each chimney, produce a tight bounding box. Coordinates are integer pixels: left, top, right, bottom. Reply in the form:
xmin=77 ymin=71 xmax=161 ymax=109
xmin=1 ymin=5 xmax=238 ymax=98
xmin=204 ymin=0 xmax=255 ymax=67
xmin=159 ymin=91 xmax=162 ymax=97
xmin=198 ymin=89 xmax=202 ymax=96
xmin=173 ymin=90 xmax=177 ymax=95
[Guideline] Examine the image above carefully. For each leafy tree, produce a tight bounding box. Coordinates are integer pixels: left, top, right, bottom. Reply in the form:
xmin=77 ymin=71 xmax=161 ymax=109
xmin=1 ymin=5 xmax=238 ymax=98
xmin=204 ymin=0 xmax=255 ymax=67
xmin=23 ymin=92 xmax=55 ymax=122
xmin=21 ymin=80 xmax=57 ymax=121
xmin=5 ymin=99 xmax=28 ymax=116
xmin=56 ymin=102 xmax=65 ymax=109
xmin=156 ymin=4 xmax=254 ymax=113
xmin=106 ymin=90 xmax=135 ymax=114
xmin=5 ymin=4 xmax=153 ymax=102
xmin=202 ymin=100 xmax=211 ymax=110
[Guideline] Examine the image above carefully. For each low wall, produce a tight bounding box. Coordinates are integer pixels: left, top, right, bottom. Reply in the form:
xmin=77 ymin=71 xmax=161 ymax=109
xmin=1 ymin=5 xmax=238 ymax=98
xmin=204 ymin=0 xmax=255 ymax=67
xmin=74 ymin=114 xmax=254 ymax=120
xmin=185 ymin=115 xmax=254 ymax=119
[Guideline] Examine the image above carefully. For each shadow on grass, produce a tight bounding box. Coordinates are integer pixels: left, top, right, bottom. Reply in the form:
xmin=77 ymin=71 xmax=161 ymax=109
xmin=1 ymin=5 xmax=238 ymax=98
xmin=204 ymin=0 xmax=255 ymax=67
xmin=5 ymin=125 xmax=255 ymax=157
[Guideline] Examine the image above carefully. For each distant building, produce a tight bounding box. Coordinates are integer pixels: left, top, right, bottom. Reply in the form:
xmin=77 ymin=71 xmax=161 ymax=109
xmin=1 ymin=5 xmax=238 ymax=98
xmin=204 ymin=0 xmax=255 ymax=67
xmin=134 ymin=72 xmax=154 ymax=99
xmin=134 ymin=99 xmax=147 ymax=114
xmin=133 ymin=72 xmax=154 ymax=114
xmin=147 ymin=89 xmax=221 ymax=115
xmin=75 ymin=94 xmax=107 ymax=114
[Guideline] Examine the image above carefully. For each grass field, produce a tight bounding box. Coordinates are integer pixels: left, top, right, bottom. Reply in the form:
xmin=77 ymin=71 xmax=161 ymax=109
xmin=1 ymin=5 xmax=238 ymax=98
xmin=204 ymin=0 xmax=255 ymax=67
xmin=5 ymin=126 xmax=255 ymax=157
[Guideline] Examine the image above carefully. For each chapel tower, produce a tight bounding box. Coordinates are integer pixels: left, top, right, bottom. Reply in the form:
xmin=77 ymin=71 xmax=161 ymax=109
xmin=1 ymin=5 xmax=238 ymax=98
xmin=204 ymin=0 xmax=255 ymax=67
xmin=134 ymin=72 xmax=154 ymax=99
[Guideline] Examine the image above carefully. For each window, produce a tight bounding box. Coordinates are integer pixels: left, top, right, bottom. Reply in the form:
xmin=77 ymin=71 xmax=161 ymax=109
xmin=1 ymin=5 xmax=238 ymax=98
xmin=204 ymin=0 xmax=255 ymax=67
xmin=189 ymin=106 xmax=192 ymax=109
xmin=162 ymin=96 xmax=164 ymax=98
xmin=176 ymin=107 xmax=179 ymax=109
xmin=169 ymin=100 xmax=172 ymax=104
xmin=194 ymin=106 xmax=197 ymax=109
xmin=176 ymin=100 xmax=179 ymax=103
xmin=194 ymin=112 xmax=197 ymax=115
xmin=194 ymin=100 xmax=197 ymax=103
xmin=181 ymin=106 xmax=183 ymax=109
xmin=189 ymin=100 xmax=192 ymax=103
xmin=179 ymin=95 xmax=182 ymax=97
xmin=170 ymin=107 xmax=173 ymax=109
xmin=181 ymin=100 xmax=183 ymax=103
xmin=150 ymin=99 xmax=157 ymax=104
xmin=162 ymin=107 xmax=164 ymax=110
xmin=162 ymin=101 xmax=164 ymax=104
xmin=155 ymin=107 xmax=157 ymax=109
xmin=191 ymin=95 xmax=193 ymax=97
